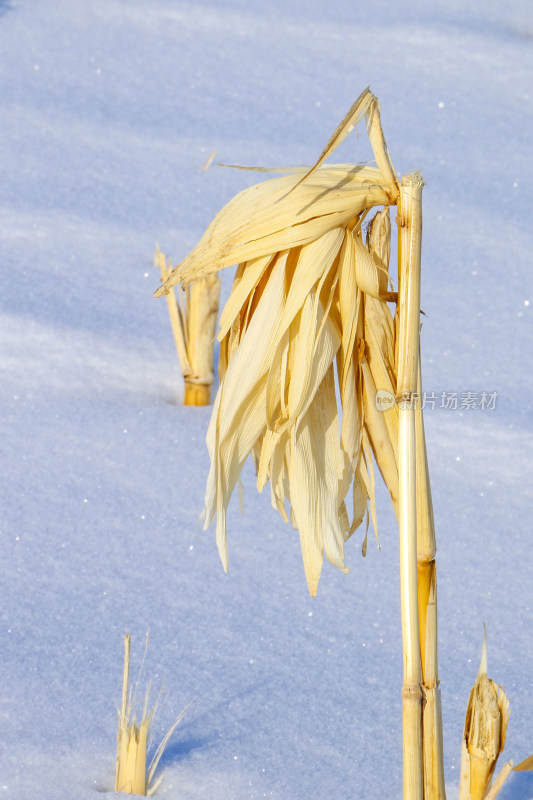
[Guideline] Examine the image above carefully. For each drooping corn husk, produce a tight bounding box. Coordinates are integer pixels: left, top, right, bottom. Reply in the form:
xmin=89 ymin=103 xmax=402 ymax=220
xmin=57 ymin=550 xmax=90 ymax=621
xmin=363 ymin=209 xmax=399 ymax=514
xmin=154 ymin=95 xmax=426 ymax=603
xmin=155 ymin=247 xmax=220 ymax=405
xmin=159 ymin=182 xmax=398 ymax=593
xmin=459 ymin=630 xmax=510 ymax=800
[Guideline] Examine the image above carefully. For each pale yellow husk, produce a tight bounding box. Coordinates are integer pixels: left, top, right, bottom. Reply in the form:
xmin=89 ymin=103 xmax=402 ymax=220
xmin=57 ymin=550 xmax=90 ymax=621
xmin=154 ymin=165 xmax=393 ymax=294
xmin=157 ymin=93 xmax=403 ymax=595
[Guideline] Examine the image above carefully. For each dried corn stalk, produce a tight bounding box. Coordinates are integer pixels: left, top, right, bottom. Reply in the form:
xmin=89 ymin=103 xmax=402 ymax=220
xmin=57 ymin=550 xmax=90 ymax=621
xmin=155 ymin=246 xmax=220 ymax=405
xmin=156 ymin=88 xmax=443 ymax=799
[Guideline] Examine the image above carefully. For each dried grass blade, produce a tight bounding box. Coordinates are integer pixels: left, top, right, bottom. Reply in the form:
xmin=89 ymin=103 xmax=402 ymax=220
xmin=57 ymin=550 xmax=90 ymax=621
xmin=203 ymin=254 xmax=289 ymax=568
xmin=218 ymin=253 xmax=275 ymax=340
xmin=287 ymin=87 xmax=373 ymax=194
xmin=154 ymin=246 xmax=192 ymax=377
xmin=361 ymin=359 xmax=399 ymax=514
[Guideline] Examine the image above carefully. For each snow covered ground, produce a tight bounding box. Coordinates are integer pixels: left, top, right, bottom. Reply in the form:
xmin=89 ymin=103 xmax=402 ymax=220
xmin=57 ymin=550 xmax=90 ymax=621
xmin=1 ymin=1 xmax=532 ymax=798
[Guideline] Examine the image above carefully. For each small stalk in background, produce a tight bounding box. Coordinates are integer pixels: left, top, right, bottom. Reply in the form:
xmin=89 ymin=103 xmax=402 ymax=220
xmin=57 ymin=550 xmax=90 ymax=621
xmin=155 ymin=246 xmax=220 ymax=405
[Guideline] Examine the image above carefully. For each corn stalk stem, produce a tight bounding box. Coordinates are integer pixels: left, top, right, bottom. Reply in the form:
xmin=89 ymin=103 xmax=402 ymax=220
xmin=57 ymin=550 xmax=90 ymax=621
xmin=183 ymin=277 xmax=220 ymax=405
xmin=420 ymin=560 xmax=446 ymax=800
xmin=399 ymin=402 xmax=424 ymax=800
xmin=156 ymin=247 xmax=220 ymax=406
xmin=397 ymin=174 xmax=423 ymax=397
xmin=415 ymin=357 xmax=446 ymax=800
xmin=397 ymin=175 xmax=424 ymax=800
xmin=156 ymin=249 xmax=193 ymax=379
xmin=184 ymin=381 xmax=212 ymax=406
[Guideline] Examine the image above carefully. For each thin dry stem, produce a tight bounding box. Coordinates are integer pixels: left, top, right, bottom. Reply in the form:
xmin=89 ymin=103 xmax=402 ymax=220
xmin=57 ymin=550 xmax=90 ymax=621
xmin=397 ymin=177 xmax=425 ymax=800
xmin=155 ymin=247 xmax=192 ymax=378
xmin=483 ymin=761 xmax=513 ymax=800
xmin=399 ymin=406 xmax=424 ymax=800
xmin=396 ymin=174 xmax=423 ymax=396
xmin=156 ymin=246 xmax=220 ymax=405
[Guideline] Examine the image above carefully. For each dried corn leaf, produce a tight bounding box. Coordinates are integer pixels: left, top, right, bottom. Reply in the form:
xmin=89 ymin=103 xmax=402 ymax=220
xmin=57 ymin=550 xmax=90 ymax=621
xmin=514 ymin=755 xmax=533 ymax=772
xmin=160 ymin=91 xmax=404 ymax=594
xmin=288 ymin=364 xmax=349 ymax=595
xmin=155 ymin=165 xmax=392 ymax=293
xmin=289 ymin=86 xmax=373 ymax=192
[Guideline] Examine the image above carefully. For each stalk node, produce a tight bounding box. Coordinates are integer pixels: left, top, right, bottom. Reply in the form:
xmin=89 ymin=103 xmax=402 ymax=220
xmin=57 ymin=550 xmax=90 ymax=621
xmin=402 ymin=683 xmax=424 ymax=701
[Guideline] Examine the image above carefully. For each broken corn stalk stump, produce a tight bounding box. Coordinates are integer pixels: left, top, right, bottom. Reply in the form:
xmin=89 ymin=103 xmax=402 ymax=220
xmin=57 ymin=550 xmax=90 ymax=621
xmin=115 ymin=633 xmax=149 ymax=795
xmin=459 ymin=630 xmax=510 ymax=800
xmin=155 ymin=246 xmax=220 ymax=405
xmin=115 ymin=633 xmax=189 ymax=795
xmin=155 ymin=88 xmax=445 ymax=800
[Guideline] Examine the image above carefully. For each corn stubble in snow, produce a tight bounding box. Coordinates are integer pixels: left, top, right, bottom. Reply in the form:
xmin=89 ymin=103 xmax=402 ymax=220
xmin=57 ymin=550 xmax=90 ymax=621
xmin=115 ymin=634 xmax=187 ymax=795
xmin=459 ymin=630 xmax=510 ymax=800
xmin=155 ymin=88 xmax=402 ymax=597
xmin=155 ymin=245 xmax=220 ymax=406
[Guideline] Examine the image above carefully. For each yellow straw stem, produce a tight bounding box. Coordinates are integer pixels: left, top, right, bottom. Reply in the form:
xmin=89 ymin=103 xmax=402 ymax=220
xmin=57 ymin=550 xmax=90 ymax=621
xmin=399 ymin=403 xmax=424 ymax=800
xmin=397 ymin=176 xmax=425 ymax=800
xmin=396 ymin=174 xmax=423 ymax=396
xmin=184 ymin=381 xmax=212 ymax=406
xmin=155 ymin=247 xmax=193 ymax=379
xmin=116 ymin=633 xmax=149 ymax=795
xmin=155 ymin=246 xmax=220 ymax=405
xmin=484 ymin=761 xmax=514 ymax=800
xmin=423 ymin=682 xmax=446 ymax=800
xmin=184 ymin=276 xmax=221 ymax=405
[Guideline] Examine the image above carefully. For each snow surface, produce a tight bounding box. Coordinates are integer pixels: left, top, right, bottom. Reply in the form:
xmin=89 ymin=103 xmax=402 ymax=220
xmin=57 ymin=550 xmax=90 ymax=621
xmin=1 ymin=1 xmax=533 ymax=798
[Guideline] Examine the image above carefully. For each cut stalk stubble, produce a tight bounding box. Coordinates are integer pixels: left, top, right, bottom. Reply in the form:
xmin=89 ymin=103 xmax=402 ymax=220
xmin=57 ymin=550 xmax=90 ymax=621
xmin=115 ymin=633 xmax=188 ymax=795
xmin=155 ymin=246 xmax=220 ymax=405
